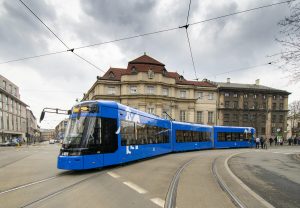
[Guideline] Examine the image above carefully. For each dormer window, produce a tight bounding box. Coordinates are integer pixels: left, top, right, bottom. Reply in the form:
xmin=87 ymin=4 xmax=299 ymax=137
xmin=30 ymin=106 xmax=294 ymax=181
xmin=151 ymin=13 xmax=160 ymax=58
xmin=131 ymin=66 xmax=137 ymax=74
xmin=179 ymin=75 xmax=184 ymax=81
xmin=108 ymin=72 xmax=115 ymax=79
xmin=148 ymin=69 xmax=154 ymax=79
xmin=162 ymin=67 xmax=167 ymax=76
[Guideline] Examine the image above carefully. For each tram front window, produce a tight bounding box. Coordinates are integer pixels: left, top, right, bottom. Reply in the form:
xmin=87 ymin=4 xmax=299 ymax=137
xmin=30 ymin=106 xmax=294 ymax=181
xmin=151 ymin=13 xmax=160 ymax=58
xmin=63 ymin=116 xmax=97 ymax=148
xmin=62 ymin=116 xmax=118 ymax=154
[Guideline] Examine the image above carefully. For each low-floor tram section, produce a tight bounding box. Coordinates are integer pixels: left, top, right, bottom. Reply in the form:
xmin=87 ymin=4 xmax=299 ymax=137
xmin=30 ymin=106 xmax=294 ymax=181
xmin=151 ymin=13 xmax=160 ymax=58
xmin=57 ymin=100 xmax=255 ymax=170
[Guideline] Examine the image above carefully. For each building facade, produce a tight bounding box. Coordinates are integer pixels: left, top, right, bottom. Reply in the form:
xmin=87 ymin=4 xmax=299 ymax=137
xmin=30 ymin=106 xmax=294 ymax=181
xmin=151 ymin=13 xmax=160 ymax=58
xmin=40 ymin=129 xmax=55 ymax=141
xmin=0 ymin=75 xmax=28 ymax=143
xmin=217 ymin=79 xmax=290 ymax=138
xmin=83 ymin=54 xmax=218 ymax=124
xmin=82 ymin=54 xmax=290 ymax=138
xmin=55 ymin=119 xmax=68 ymax=141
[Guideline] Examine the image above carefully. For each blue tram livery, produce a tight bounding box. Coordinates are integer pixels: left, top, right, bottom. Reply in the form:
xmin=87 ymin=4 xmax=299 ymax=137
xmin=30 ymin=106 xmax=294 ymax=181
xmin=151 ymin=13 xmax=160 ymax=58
xmin=57 ymin=100 xmax=255 ymax=170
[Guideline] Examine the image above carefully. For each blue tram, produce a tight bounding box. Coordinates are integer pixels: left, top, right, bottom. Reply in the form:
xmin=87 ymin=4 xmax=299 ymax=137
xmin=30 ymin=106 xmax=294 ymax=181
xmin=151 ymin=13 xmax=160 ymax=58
xmin=213 ymin=126 xmax=255 ymax=149
xmin=57 ymin=100 xmax=255 ymax=170
xmin=172 ymin=121 xmax=213 ymax=152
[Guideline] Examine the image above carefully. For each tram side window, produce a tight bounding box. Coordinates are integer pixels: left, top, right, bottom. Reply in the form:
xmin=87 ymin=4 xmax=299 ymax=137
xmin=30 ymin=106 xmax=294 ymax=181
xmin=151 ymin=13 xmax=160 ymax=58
xmin=121 ymin=120 xmax=135 ymax=146
xmin=176 ymin=131 xmax=184 ymax=143
xmin=225 ymin=133 xmax=232 ymax=141
xmin=204 ymin=132 xmax=211 ymax=141
xmin=193 ymin=132 xmax=199 ymax=142
xmin=137 ymin=123 xmax=148 ymax=144
xmin=239 ymin=133 xmax=244 ymax=141
xmin=157 ymin=127 xmax=169 ymax=143
xmin=218 ymin=132 xmax=226 ymax=141
xmin=231 ymin=133 xmax=239 ymax=141
xmin=184 ymin=131 xmax=192 ymax=142
xmin=147 ymin=125 xmax=158 ymax=144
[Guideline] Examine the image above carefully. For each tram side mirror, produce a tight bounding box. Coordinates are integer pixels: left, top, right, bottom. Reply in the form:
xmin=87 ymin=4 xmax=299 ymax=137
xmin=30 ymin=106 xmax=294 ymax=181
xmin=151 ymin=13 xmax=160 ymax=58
xmin=40 ymin=111 xmax=45 ymax=122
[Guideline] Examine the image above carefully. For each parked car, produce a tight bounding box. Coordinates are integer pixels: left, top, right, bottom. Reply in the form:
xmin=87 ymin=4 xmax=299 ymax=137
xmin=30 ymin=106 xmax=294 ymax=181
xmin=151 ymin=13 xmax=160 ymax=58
xmin=0 ymin=141 xmax=19 ymax=146
xmin=49 ymin=139 xmax=55 ymax=144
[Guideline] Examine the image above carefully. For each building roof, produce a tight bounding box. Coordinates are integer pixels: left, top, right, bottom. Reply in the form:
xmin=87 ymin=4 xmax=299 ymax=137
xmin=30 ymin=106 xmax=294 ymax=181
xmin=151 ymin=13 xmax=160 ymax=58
xmin=129 ymin=54 xmax=165 ymax=66
xmin=217 ymin=82 xmax=290 ymax=94
xmin=99 ymin=54 xmax=217 ymax=88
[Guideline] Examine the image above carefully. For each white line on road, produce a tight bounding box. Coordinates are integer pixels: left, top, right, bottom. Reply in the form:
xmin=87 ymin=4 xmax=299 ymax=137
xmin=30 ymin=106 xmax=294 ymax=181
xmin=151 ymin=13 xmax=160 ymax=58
xmin=0 ymin=176 xmax=57 ymax=195
xmin=150 ymin=198 xmax=165 ymax=207
xmin=107 ymin=171 xmax=120 ymax=178
xmin=123 ymin=181 xmax=147 ymax=194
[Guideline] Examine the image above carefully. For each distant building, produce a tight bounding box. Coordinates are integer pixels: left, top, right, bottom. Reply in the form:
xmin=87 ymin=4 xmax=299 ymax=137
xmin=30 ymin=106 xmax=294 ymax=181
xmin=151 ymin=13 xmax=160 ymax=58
xmin=55 ymin=119 xmax=68 ymax=141
xmin=83 ymin=54 xmax=218 ymax=124
xmin=26 ymin=109 xmax=39 ymax=143
xmin=82 ymin=54 xmax=290 ymax=138
xmin=287 ymin=114 xmax=300 ymax=138
xmin=217 ymin=78 xmax=290 ymax=138
xmin=40 ymin=129 xmax=55 ymax=141
xmin=0 ymin=75 xmax=28 ymax=143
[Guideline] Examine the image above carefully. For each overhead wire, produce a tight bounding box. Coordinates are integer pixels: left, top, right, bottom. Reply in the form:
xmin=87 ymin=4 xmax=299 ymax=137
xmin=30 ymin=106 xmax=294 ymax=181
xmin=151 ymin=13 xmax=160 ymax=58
xmin=0 ymin=0 xmax=291 ymax=66
xmin=18 ymin=0 xmax=105 ymax=73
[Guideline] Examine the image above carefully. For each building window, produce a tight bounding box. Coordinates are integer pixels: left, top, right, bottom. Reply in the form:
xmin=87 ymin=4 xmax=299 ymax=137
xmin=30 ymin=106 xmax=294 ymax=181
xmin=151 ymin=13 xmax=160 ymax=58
xmin=162 ymin=109 xmax=169 ymax=119
xmin=225 ymin=101 xmax=230 ymax=108
xmin=180 ymin=90 xmax=186 ymax=98
xmin=208 ymin=111 xmax=213 ymax=123
xmin=147 ymin=108 xmax=155 ymax=114
xmin=162 ymin=87 xmax=169 ymax=96
xmin=180 ymin=110 xmax=186 ymax=122
xmin=279 ymin=103 xmax=283 ymax=110
xmin=244 ymin=94 xmax=248 ymax=98
xmin=224 ymin=114 xmax=230 ymax=122
xmin=272 ymin=115 xmax=276 ymax=123
xmin=272 ymin=103 xmax=277 ymax=110
xmin=263 ymin=95 xmax=266 ymax=99
xmin=273 ymin=95 xmax=276 ymax=100
xmin=196 ymin=111 xmax=203 ymax=123
xmin=197 ymin=92 xmax=203 ymax=99
xmin=131 ymin=66 xmax=137 ymax=74
xmin=253 ymin=94 xmax=257 ymax=99
xmin=107 ymin=86 xmax=116 ymax=95
xmin=232 ymin=114 xmax=238 ymax=122
xmin=2 ymin=80 xmax=6 ymax=89
xmin=233 ymin=101 xmax=238 ymax=108
xmin=0 ymin=93 xmax=2 ymax=109
xmin=243 ymin=114 xmax=248 ymax=121
xmin=129 ymin=86 xmax=137 ymax=94
xmin=147 ymin=86 xmax=155 ymax=94
xmin=8 ymin=85 xmax=12 ymax=93
xmin=233 ymin=93 xmax=238 ymax=98
xmin=243 ymin=101 xmax=248 ymax=109
xmin=208 ymin=92 xmax=214 ymax=100
xmin=224 ymin=93 xmax=230 ymax=97
xmin=279 ymin=115 xmax=284 ymax=123
xmin=261 ymin=127 xmax=266 ymax=134
xmin=279 ymin=95 xmax=283 ymax=100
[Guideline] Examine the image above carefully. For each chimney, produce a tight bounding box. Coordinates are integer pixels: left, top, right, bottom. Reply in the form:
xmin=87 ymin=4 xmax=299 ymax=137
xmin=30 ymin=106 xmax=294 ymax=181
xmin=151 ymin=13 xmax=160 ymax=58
xmin=227 ymin=78 xmax=230 ymax=83
xmin=255 ymin=79 xmax=260 ymax=85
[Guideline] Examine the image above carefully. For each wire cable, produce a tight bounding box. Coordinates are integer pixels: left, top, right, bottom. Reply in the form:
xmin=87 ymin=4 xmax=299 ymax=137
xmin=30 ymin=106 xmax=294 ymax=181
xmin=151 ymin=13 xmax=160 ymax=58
xmin=18 ymin=0 xmax=104 ymax=73
xmin=1 ymin=0 xmax=291 ymax=65
xmin=185 ymin=28 xmax=198 ymax=80
xmin=186 ymin=0 xmax=192 ymax=25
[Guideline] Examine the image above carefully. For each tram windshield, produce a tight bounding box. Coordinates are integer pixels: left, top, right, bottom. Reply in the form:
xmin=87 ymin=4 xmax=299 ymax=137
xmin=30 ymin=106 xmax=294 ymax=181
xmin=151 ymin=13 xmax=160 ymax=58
xmin=62 ymin=116 xmax=118 ymax=152
xmin=63 ymin=116 xmax=97 ymax=148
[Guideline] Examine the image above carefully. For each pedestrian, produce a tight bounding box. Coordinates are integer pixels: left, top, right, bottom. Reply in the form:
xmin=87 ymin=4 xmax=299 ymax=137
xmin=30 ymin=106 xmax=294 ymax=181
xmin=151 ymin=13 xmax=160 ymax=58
xmin=293 ymin=136 xmax=297 ymax=145
xmin=255 ymin=137 xmax=260 ymax=149
xmin=269 ymin=137 xmax=273 ymax=146
xmin=288 ymin=136 xmax=292 ymax=146
xmin=274 ymin=136 xmax=278 ymax=146
xmin=260 ymin=136 xmax=264 ymax=149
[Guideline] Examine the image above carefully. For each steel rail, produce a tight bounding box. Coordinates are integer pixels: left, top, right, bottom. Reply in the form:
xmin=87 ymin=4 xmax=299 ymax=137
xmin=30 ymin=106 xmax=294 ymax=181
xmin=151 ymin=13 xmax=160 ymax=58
xmin=164 ymin=157 xmax=196 ymax=208
xmin=212 ymin=157 xmax=246 ymax=208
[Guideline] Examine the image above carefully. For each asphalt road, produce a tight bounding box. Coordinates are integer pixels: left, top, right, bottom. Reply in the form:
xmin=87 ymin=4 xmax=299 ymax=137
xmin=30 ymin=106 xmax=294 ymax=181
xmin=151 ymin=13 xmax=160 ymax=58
xmin=0 ymin=143 xmax=299 ymax=208
xmin=229 ymin=147 xmax=300 ymax=208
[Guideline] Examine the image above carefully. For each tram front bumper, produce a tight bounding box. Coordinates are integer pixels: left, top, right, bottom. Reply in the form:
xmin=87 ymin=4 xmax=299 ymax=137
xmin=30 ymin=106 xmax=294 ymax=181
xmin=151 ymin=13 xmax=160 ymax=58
xmin=57 ymin=155 xmax=84 ymax=170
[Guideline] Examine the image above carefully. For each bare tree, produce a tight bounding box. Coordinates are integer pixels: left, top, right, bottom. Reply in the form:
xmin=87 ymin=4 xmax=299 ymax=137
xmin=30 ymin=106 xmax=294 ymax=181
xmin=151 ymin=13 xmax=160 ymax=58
xmin=288 ymin=100 xmax=300 ymax=134
xmin=276 ymin=1 xmax=300 ymax=81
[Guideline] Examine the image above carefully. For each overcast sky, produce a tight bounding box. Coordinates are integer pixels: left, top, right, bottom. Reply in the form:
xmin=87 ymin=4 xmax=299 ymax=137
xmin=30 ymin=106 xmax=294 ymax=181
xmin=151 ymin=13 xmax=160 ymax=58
xmin=0 ymin=0 xmax=297 ymax=129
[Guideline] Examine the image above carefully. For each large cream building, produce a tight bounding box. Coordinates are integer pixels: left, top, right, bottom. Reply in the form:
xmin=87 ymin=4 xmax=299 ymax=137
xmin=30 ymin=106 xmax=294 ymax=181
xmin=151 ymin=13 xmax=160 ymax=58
xmin=83 ymin=54 xmax=218 ymax=124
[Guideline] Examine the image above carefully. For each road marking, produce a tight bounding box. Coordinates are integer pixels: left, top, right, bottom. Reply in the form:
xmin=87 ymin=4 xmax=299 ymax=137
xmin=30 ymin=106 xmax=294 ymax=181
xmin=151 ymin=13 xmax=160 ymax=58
xmin=150 ymin=198 xmax=165 ymax=207
xmin=123 ymin=181 xmax=147 ymax=194
xmin=225 ymin=153 xmax=275 ymax=208
xmin=0 ymin=176 xmax=56 ymax=195
xmin=272 ymin=152 xmax=281 ymax=154
xmin=107 ymin=171 xmax=120 ymax=178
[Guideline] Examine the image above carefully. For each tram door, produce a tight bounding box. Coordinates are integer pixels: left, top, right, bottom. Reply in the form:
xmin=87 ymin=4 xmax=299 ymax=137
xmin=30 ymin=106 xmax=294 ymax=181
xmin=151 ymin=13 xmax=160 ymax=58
xmin=101 ymin=118 xmax=119 ymax=165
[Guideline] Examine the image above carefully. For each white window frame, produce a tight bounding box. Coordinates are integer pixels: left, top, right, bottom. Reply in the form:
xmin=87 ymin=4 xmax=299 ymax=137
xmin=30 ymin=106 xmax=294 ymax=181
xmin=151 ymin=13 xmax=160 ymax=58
xmin=147 ymin=86 xmax=155 ymax=94
xmin=180 ymin=110 xmax=186 ymax=122
xmin=130 ymin=86 xmax=137 ymax=94
xmin=107 ymin=86 xmax=116 ymax=95
xmin=208 ymin=92 xmax=214 ymax=100
xmin=180 ymin=90 xmax=186 ymax=98
xmin=197 ymin=92 xmax=203 ymax=99
xmin=162 ymin=87 xmax=169 ymax=96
